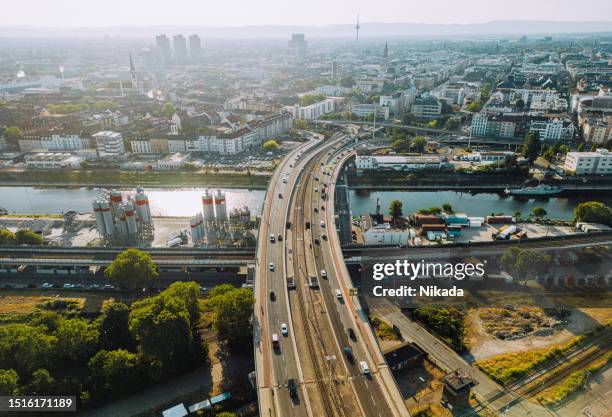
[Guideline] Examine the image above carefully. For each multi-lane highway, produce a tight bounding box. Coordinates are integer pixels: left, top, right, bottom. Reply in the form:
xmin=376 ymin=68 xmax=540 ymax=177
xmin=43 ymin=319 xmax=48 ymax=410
xmin=255 ymin=131 xmax=410 ymax=417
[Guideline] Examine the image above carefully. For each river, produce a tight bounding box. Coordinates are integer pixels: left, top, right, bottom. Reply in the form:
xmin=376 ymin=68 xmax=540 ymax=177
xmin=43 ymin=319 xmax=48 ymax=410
xmin=1 ymin=186 xmax=608 ymax=221
xmin=0 ymin=187 xmax=265 ymax=217
xmin=348 ymin=190 xmax=612 ymax=220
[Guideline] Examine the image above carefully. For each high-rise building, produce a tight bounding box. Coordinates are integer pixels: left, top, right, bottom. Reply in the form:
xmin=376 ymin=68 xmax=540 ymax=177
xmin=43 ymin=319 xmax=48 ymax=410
xmin=93 ymin=131 xmax=126 ymax=160
xmin=331 ymin=61 xmax=339 ymax=80
xmin=189 ymin=34 xmax=202 ymax=60
xmin=288 ymin=34 xmax=307 ymax=57
xmin=129 ymin=53 xmax=138 ymax=89
xmin=155 ymin=34 xmax=171 ymax=62
xmin=173 ymin=34 xmax=188 ymax=63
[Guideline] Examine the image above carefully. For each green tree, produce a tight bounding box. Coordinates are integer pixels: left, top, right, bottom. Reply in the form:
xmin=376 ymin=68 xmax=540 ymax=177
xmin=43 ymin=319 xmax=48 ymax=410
xmin=411 ymin=136 xmax=428 ymax=153
xmin=577 ymin=143 xmax=585 ymax=152
xmin=105 ymin=248 xmax=159 ymax=290
xmin=516 ymin=249 xmax=551 ymax=279
xmin=532 ymin=207 xmax=547 ymax=221
xmin=97 ymin=303 xmax=135 ymax=351
xmin=391 ymin=136 xmax=411 ymax=152
xmin=55 ymin=318 xmax=99 ymax=364
xmin=501 ymin=247 xmax=522 ymax=274
xmin=15 ymin=229 xmax=43 ymax=245
xmin=0 ymin=324 xmax=55 ymax=376
xmin=300 ymin=94 xmax=326 ymax=106
xmin=88 ymin=349 xmax=139 ymax=395
xmin=0 ymin=369 xmax=19 ymax=395
xmin=4 ymin=127 xmax=23 ymax=146
xmin=466 ymin=102 xmax=482 ymax=112
xmin=293 ymin=119 xmax=309 ymax=130
xmin=444 ymin=118 xmax=459 ymax=130
xmin=162 ymin=282 xmax=201 ymax=324
xmin=216 ymin=413 xmax=237 ymax=417
xmin=339 ymin=75 xmax=356 ymax=88
xmin=590 ymin=143 xmax=598 ymax=152
xmin=210 ymin=287 xmax=254 ymax=351
xmin=522 ymin=131 xmax=541 ymax=163
xmin=442 ymin=203 xmax=454 ymax=214
xmin=427 ymin=120 xmax=438 ymax=129
xmin=389 ymin=200 xmax=403 ymax=221
xmin=28 ymin=369 xmax=55 ymax=395
xmin=0 ymin=229 xmax=16 ymax=245
xmin=129 ymin=295 xmax=192 ymax=365
xmin=161 ymin=102 xmax=177 ymax=118
xmin=574 ymin=201 xmax=612 ymax=226
xmin=262 ymin=140 xmax=280 ymax=152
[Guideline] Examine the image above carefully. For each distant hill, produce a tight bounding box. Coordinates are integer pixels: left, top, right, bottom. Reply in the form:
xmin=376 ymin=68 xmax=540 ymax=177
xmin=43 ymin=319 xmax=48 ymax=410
xmin=0 ymin=20 xmax=611 ymax=39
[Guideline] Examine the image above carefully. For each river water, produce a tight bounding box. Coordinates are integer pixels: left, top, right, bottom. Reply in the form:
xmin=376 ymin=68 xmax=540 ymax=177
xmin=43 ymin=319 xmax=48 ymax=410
xmin=1 ymin=186 xmax=608 ymax=220
xmin=348 ymin=190 xmax=612 ymax=220
xmin=0 ymin=187 xmax=265 ymax=217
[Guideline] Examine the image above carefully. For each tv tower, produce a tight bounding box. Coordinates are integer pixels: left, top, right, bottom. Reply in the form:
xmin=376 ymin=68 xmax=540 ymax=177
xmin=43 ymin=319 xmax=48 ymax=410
xmin=355 ymin=14 xmax=360 ymax=42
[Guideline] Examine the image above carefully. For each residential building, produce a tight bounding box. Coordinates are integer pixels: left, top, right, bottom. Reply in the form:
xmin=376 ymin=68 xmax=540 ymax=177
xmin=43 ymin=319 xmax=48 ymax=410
xmin=173 ymin=35 xmax=188 ymax=63
xmin=583 ymin=116 xmax=612 ymax=144
xmin=93 ymin=131 xmax=126 ymax=160
xmin=349 ymin=103 xmax=390 ymax=120
xmin=189 ymin=34 xmax=202 ymax=60
xmin=410 ymin=97 xmax=442 ymax=120
xmin=41 ymin=134 xmax=90 ymax=151
xmin=288 ymin=34 xmax=307 ymax=57
xmin=471 ymin=113 xmax=518 ymax=138
xmin=285 ymin=97 xmax=342 ymax=120
xmin=156 ymin=153 xmax=189 ymax=170
xmin=331 ymin=61 xmax=339 ymax=80
xmin=156 ymin=34 xmax=171 ymax=62
xmin=529 ymin=118 xmax=574 ymax=142
xmin=564 ymin=149 xmax=612 ymax=175
xmin=379 ymin=93 xmax=402 ymax=115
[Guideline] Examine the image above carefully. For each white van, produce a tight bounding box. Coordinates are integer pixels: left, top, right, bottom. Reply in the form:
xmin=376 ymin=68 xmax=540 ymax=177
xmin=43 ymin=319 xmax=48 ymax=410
xmin=359 ymin=361 xmax=370 ymax=374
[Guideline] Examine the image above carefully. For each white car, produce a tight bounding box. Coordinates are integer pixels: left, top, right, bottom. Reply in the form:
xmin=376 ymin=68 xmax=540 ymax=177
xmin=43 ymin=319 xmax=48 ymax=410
xmin=282 ymin=177 xmax=288 ymax=183
xmin=321 ymin=269 xmax=327 ymax=278
xmin=359 ymin=361 xmax=370 ymax=375
xmin=335 ymin=289 xmax=342 ymax=299
xmin=269 ymin=262 xmax=275 ymax=271
xmin=281 ymin=323 xmax=288 ymax=336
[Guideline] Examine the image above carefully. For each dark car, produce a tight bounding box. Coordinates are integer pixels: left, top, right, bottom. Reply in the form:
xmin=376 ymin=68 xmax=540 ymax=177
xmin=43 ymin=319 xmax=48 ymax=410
xmin=288 ymin=379 xmax=298 ymax=398
xmin=343 ymin=347 xmax=354 ymax=364
xmin=314 ymin=238 xmax=320 ymax=245
xmin=348 ymin=328 xmax=356 ymax=341
xmin=270 ymin=291 xmax=276 ymax=302
xmin=277 ymin=234 xmax=283 ymax=242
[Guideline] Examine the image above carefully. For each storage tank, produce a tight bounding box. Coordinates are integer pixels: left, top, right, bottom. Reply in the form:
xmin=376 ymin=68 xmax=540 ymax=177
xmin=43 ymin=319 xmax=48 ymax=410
xmin=109 ymin=190 xmax=123 ymax=218
xmin=214 ymin=190 xmax=228 ymax=222
xmin=202 ymin=190 xmax=215 ymax=222
xmin=99 ymin=200 xmax=114 ymax=235
xmin=124 ymin=201 xmax=138 ymax=234
xmin=92 ymin=200 xmax=107 ymax=236
xmin=135 ymin=187 xmax=151 ymax=222
xmin=190 ymin=215 xmax=201 ymax=244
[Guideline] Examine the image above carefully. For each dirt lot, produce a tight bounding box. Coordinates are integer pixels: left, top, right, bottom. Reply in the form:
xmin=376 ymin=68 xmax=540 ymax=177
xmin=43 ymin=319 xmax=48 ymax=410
xmin=464 ymin=307 xmax=612 ymax=360
xmin=0 ymin=294 xmax=85 ymax=314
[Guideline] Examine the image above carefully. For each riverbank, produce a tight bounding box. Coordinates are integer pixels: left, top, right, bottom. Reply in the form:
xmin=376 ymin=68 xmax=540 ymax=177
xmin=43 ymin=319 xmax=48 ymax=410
xmin=0 ymin=170 xmax=270 ymax=189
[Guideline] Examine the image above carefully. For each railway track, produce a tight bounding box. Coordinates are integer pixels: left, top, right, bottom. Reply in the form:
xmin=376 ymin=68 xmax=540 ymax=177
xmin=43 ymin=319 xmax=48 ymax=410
xmin=291 ymin=157 xmax=348 ymax=417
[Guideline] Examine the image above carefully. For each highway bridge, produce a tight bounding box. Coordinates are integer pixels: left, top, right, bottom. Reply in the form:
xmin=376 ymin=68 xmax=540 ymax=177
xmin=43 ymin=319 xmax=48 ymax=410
xmin=254 ymin=131 xmax=410 ymax=417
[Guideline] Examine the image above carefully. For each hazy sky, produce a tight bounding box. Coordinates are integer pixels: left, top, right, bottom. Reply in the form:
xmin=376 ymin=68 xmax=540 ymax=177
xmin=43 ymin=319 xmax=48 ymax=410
xmin=2 ymin=0 xmax=611 ymax=27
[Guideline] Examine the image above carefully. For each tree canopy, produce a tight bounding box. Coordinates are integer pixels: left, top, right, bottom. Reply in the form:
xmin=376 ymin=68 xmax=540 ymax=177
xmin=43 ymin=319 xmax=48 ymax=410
xmin=204 ymin=286 xmax=254 ymax=352
xmin=412 ymin=136 xmax=428 ymax=153
xmin=389 ymin=200 xmax=403 ymax=220
xmin=262 ymin=139 xmax=280 ymax=152
xmin=522 ymin=131 xmax=541 ymax=163
xmin=574 ymin=201 xmax=612 ymax=226
xmin=3 ymin=127 xmax=23 ymax=146
xmin=15 ymin=229 xmax=43 ymax=245
xmin=104 ymin=248 xmax=159 ymax=289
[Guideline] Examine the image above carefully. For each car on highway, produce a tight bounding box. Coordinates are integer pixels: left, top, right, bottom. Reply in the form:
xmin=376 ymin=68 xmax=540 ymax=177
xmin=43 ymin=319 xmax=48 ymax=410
xmin=348 ymin=328 xmax=356 ymax=341
xmin=278 ymin=193 xmax=283 ymax=198
xmin=269 ymin=291 xmax=276 ymax=301
xmin=103 ymin=284 xmax=115 ymax=290
xmin=320 ymin=221 xmax=325 ymax=228
xmin=335 ymin=289 xmax=342 ymax=299
xmin=89 ymin=284 xmax=101 ymax=290
xmin=277 ymin=234 xmax=283 ymax=241
xmin=285 ymin=171 xmax=289 ymax=175
xmin=63 ymin=283 xmax=75 ymax=289
xmin=288 ymin=379 xmax=298 ymax=398
xmin=343 ymin=347 xmax=354 ymax=364
xmin=314 ymin=238 xmax=320 ymax=245
xmin=281 ymin=323 xmax=288 ymax=336
xmin=269 ymin=262 xmax=275 ymax=271
xmin=320 ymin=269 xmax=327 ymax=278
xmin=270 ymin=233 xmax=276 ymax=243
xmin=359 ymin=361 xmax=370 ymax=375
xmin=272 ymin=333 xmax=280 ymax=351
xmin=322 ymin=234 xmax=327 ymax=240
xmin=282 ymin=177 xmax=288 ymax=183
xmin=41 ymin=282 xmax=53 ymax=289
xmin=314 ymin=207 xmax=318 ymax=213
xmin=321 ymin=205 xmax=325 ymax=211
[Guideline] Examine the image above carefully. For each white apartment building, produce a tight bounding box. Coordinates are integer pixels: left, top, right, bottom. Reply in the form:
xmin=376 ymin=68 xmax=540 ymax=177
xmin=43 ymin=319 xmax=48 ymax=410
xmin=529 ymin=119 xmax=574 ymax=142
xmin=564 ymin=149 xmax=612 ymax=175
xmin=285 ymin=97 xmax=343 ymax=120
xmin=130 ymin=140 xmax=152 ymax=154
xmin=41 ymin=134 xmax=90 ymax=151
xmin=349 ymin=104 xmax=390 ymax=120
xmin=93 ymin=131 xmax=126 ymax=160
